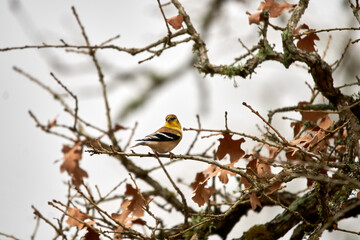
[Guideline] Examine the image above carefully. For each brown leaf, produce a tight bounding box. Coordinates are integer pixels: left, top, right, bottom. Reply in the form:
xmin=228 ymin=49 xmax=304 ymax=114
xmin=298 ymin=101 xmax=327 ymax=123
xmin=258 ymin=0 xmax=296 ymax=18
xmin=112 ymin=200 xmax=132 ymax=226
xmin=241 ymin=158 xmax=257 ymax=189
xmin=60 ymin=142 xmax=88 ymax=187
xmin=84 ymin=228 xmax=100 ymax=240
xmin=318 ymin=115 xmax=331 ymax=130
xmin=357 ymin=192 xmax=360 ymax=200
xmin=257 ymin=162 xmax=271 ymax=177
xmin=297 ymin=33 xmax=320 ymax=52
xmin=295 ymin=24 xmax=319 ymax=52
xmin=191 ymin=172 xmax=206 ymax=190
xmin=114 ymin=124 xmax=127 ymax=132
xmin=192 ymin=182 xmax=216 ymax=207
xmin=285 ymin=150 xmax=301 ymax=161
xmin=249 ymin=193 xmax=262 ymax=210
xmin=268 ymin=181 xmax=282 ymax=193
xmin=47 ymin=118 xmax=57 ymax=129
xmin=167 ymin=15 xmax=183 ymax=30
xmin=266 ymin=145 xmax=279 ymax=160
xmin=132 ymin=218 xmax=146 ymax=225
xmin=66 ymin=207 xmax=90 ymax=229
xmin=248 ymin=12 xmax=264 ymax=25
xmin=249 ymin=0 xmax=295 ymax=24
xmin=291 ymin=121 xmax=302 ymax=137
xmin=124 ymin=184 xmax=150 ymax=217
xmin=216 ymin=134 xmax=245 ymax=163
xmin=112 ymin=200 xmax=133 ymax=239
xmin=218 ymin=163 xmax=236 ymax=184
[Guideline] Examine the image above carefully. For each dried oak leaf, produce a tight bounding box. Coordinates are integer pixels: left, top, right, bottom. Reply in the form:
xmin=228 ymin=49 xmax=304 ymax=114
xmin=114 ymin=124 xmax=128 ymax=132
xmin=203 ymin=163 xmax=236 ymax=184
xmin=124 ymin=184 xmax=150 ymax=217
xmin=248 ymin=12 xmax=264 ymax=25
xmin=291 ymin=121 xmax=302 ymax=137
xmin=216 ymin=134 xmax=245 ymax=163
xmin=240 ymin=157 xmax=257 ymax=189
xmin=248 ymin=0 xmax=296 ymax=24
xmin=191 ymin=172 xmax=206 ymax=190
xmin=295 ymin=24 xmax=320 ymax=52
xmin=192 ymin=182 xmax=216 ymax=207
xmin=66 ymin=207 xmax=91 ymax=229
xmin=258 ymin=0 xmax=296 ymax=18
xmin=60 ymin=142 xmax=88 ymax=187
xmin=318 ymin=115 xmax=332 ymax=130
xmin=298 ymin=101 xmax=328 ymax=123
xmin=112 ymin=200 xmax=133 ymax=239
xmin=249 ymin=193 xmax=262 ymax=210
xmin=47 ymin=117 xmax=57 ymax=129
xmin=218 ymin=162 xmax=237 ymax=184
xmin=84 ymin=228 xmax=100 ymax=240
xmin=357 ymin=192 xmax=360 ymax=200
xmin=167 ymin=15 xmax=183 ymax=30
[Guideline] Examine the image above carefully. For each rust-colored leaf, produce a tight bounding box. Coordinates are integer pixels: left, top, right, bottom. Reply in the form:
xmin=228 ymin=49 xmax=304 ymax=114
xmin=257 ymin=162 xmax=271 ymax=177
xmin=60 ymin=142 xmax=88 ymax=187
xmin=298 ymin=101 xmax=327 ymax=123
xmin=124 ymin=184 xmax=149 ymax=217
xmin=191 ymin=172 xmax=207 ymax=190
xmin=291 ymin=121 xmax=302 ymax=137
xmin=114 ymin=124 xmax=127 ymax=132
xmin=297 ymin=33 xmax=320 ymax=52
xmin=248 ymin=12 xmax=263 ymax=25
xmin=66 ymin=207 xmax=90 ymax=229
xmin=218 ymin=162 xmax=237 ymax=184
xmin=268 ymin=181 xmax=282 ymax=193
xmin=47 ymin=118 xmax=57 ymax=129
xmin=112 ymin=200 xmax=133 ymax=239
xmin=241 ymin=158 xmax=257 ymax=189
xmin=295 ymin=24 xmax=320 ymax=52
xmin=258 ymin=0 xmax=296 ymax=18
xmin=318 ymin=115 xmax=331 ymax=130
xmin=249 ymin=193 xmax=262 ymax=210
xmin=357 ymin=192 xmax=360 ymax=200
xmin=248 ymin=0 xmax=295 ymax=24
xmin=216 ymin=134 xmax=245 ymax=163
xmin=84 ymin=228 xmax=100 ymax=240
xmin=132 ymin=218 xmax=146 ymax=225
xmin=192 ymin=182 xmax=216 ymax=207
xmin=166 ymin=15 xmax=183 ymax=30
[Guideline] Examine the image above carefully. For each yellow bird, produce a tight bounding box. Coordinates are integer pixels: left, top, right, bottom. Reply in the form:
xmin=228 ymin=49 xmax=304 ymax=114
xmin=132 ymin=114 xmax=182 ymax=157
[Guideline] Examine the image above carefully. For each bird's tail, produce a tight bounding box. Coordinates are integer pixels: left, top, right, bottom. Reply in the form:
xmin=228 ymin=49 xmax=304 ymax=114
xmin=130 ymin=141 xmax=145 ymax=148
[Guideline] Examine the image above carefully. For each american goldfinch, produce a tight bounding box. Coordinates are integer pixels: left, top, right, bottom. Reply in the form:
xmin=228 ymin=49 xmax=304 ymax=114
xmin=132 ymin=114 xmax=182 ymax=157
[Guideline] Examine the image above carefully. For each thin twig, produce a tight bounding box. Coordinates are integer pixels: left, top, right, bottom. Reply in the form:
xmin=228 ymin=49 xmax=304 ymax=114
xmin=28 ymin=110 xmax=76 ymax=142
xmin=32 ymin=205 xmax=66 ymax=239
xmin=292 ymin=27 xmax=360 ymax=37
xmin=321 ymin=35 xmax=332 ymax=59
xmin=30 ymin=215 xmax=41 ymax=240
xmin=186 ymin=114 xmax=201 ymax=155
xmin=155 ymin=157 xmax=189 ymax=226
xmin=123 ymin=121 xmax=138 ymax=151
xmin=50 ymin=72 xmax=79 ymax=131
xmin=156 ymin=0 xmax=172 ymax=36
xmin=0 ymin=232 xmax=21 ymax=240
xmin=242 ymin=102 xmax=288 ymax=144
xmin=332 ymin=39 xmax=352 ymax=72
xmin=100 ymin=34 xmax=120 ymax=46
xmin=71 ymin=6 xmax=116 ymax=147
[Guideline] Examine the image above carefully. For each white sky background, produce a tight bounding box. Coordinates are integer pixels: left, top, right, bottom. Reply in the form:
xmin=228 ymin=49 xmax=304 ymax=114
xmin=0 ymin=0 xmax=359 ymax=239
